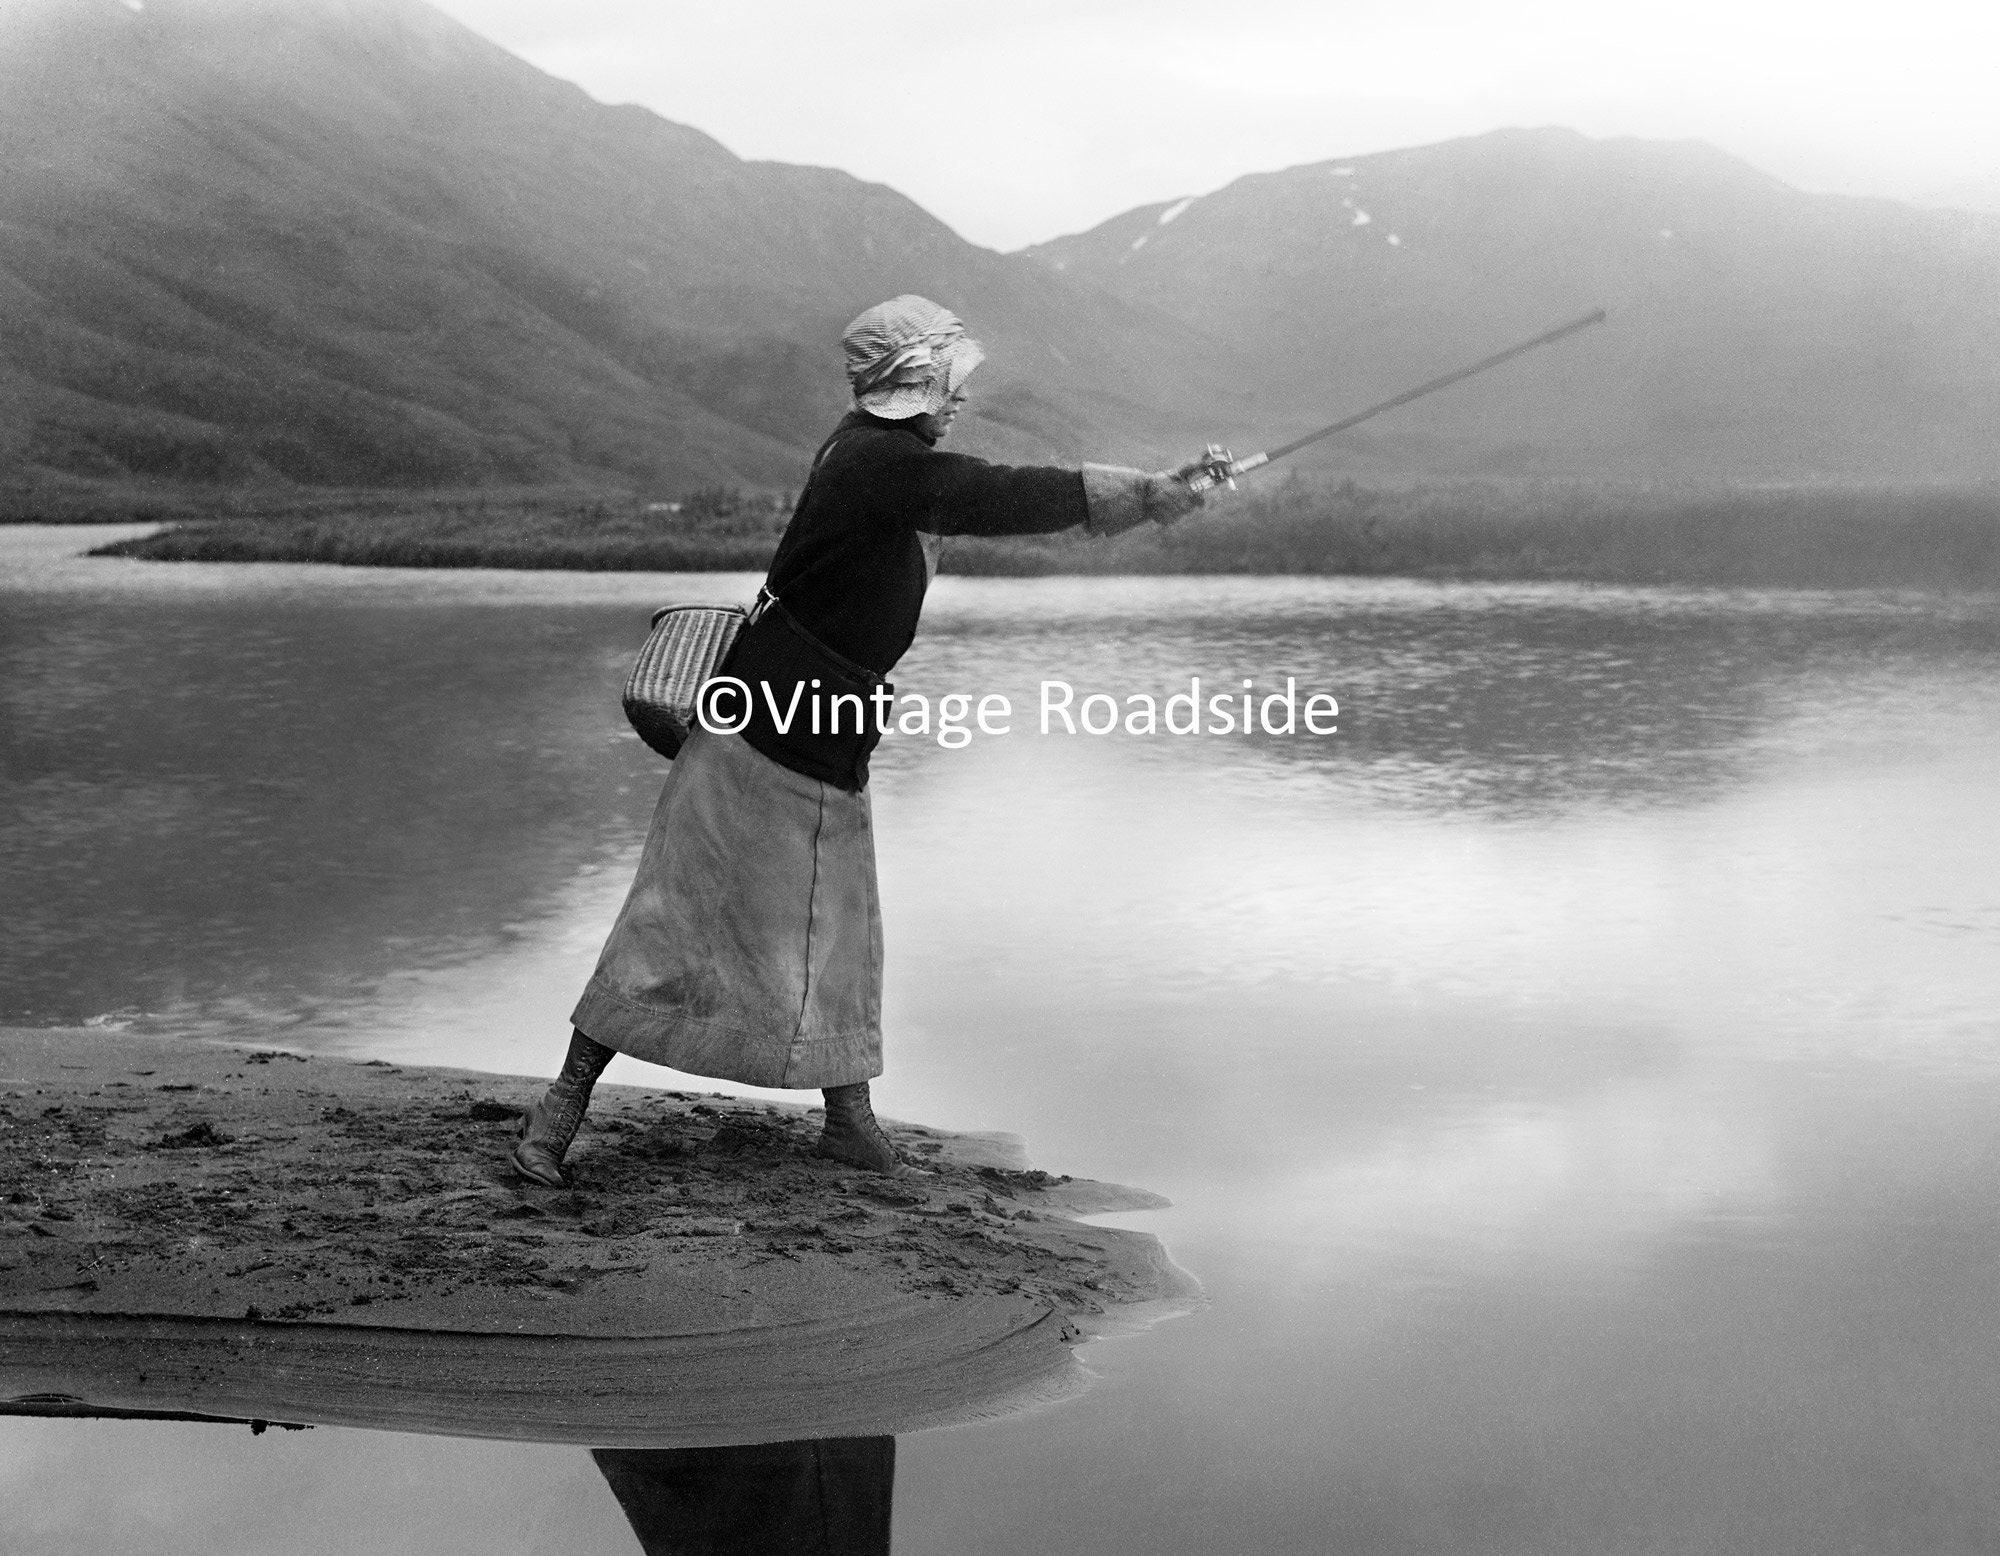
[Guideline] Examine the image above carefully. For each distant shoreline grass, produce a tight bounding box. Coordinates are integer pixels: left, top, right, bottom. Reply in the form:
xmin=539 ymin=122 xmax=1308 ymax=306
xmin=61 ymin=477 xmax=2000 ymax=590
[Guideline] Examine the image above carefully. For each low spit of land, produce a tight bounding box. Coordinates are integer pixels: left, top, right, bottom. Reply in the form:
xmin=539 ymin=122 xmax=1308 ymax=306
xmin=0 ymin=1028 xmax=1191 ymax=1444
xmin=12 ymin=477 xmax=1999 ymax=590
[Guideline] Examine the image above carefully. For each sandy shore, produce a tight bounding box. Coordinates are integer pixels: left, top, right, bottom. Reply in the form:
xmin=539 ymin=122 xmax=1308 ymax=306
xmin=0 ymin=1027 xmax=1194 ymax=1444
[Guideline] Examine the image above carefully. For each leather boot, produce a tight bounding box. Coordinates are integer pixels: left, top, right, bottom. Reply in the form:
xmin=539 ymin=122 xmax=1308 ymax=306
xmin=511 ymin=1030 xmax=614 ymax=1186
xmin=815 ymin=1081 xmax=905 ymax=1175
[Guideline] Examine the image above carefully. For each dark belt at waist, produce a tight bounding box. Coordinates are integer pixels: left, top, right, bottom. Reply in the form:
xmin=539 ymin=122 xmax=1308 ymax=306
xmin=720 ymin=597 xmax=891 ymax=793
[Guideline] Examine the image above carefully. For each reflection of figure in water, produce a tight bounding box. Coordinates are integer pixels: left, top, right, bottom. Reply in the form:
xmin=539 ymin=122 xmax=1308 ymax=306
xmin=592 ymin=1436 xmax=894 ymax=1556
xmin=512 ymin=295 xmax=1206 ymax=1182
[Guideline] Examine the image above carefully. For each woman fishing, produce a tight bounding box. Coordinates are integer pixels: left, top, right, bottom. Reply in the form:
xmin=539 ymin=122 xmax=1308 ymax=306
xmin=512 ymin=295 xmax=1206 ymax=1182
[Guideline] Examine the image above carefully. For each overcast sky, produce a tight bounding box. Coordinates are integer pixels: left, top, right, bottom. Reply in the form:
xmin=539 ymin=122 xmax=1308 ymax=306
xmin=430 ymin=0 xmax=1998 ymax=252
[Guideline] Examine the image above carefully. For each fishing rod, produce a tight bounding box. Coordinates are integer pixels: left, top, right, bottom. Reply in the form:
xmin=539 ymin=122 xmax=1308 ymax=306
xmin=1178 ymin=307 xmax=1608 ymax=492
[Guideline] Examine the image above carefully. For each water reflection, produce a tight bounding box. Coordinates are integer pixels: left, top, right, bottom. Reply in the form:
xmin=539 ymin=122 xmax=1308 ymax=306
xmin=5 ymin=551 xmax=1994 ymax=1049
xmin=0 ymin=591 xmax=659 ymax=1031
xmin=593 ymin=1438 xmax=893 ymax=1556
xmin=906 ymin=578 xmax=2000 ymax=816
xmin=9 ymin=534 xmax=2000 ymax=1553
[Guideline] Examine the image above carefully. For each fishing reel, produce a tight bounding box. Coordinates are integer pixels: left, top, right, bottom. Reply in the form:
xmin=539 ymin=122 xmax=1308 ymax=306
xmin=1174 ymin=443 xmax=1239 ymax=494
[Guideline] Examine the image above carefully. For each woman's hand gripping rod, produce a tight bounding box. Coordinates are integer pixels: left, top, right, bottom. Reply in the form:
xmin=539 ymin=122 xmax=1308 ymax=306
xmin=1174 ymin=308 xmax=1608 ymax=493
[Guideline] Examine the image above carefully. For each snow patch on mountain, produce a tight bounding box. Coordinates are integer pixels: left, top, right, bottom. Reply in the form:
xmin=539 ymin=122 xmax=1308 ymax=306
xmin=1157 ymin=197 xmax=1195 ymax=226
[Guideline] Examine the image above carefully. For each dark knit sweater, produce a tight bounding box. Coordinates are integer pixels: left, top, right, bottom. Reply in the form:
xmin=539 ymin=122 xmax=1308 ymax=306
xmin=764 ymin=411 xmax=1090 ymax=676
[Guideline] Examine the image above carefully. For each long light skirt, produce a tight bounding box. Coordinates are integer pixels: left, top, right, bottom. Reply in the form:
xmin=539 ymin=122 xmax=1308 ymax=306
xmin=569 ymin=728 xmax=883 ymax=1089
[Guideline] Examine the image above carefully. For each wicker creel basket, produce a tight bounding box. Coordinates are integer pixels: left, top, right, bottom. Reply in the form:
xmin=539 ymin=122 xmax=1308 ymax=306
xmin=622 ymin=603 xmax=749 ymax=759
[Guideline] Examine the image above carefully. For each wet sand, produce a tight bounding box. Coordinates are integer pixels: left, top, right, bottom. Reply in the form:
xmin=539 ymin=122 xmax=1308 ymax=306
xmin=0 ymin=1028 xmax=1194 ymax=1444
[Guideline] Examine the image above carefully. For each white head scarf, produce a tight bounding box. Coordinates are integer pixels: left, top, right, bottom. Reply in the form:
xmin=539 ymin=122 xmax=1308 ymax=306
xmin=841 ymin=295 xmax=985 ymax=419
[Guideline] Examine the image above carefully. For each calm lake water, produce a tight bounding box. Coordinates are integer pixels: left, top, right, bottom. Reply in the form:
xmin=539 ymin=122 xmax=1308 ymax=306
xmin=6 ymin=526 xmax=2000 ymax=1552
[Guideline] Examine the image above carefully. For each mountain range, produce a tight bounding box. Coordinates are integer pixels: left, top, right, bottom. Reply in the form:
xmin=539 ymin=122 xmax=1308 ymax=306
xmin=2 ymin=0 xmax=1996 ymax=502
xmin=1028 ymin=131 xmax=2000 ymax=481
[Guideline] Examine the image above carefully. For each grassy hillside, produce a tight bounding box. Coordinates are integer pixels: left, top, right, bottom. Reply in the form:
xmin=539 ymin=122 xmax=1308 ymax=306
xmin=7 ymin=4 xmax=1999 ymax=502
xmin=0 ymin=0 xmax=1222 ymax=498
